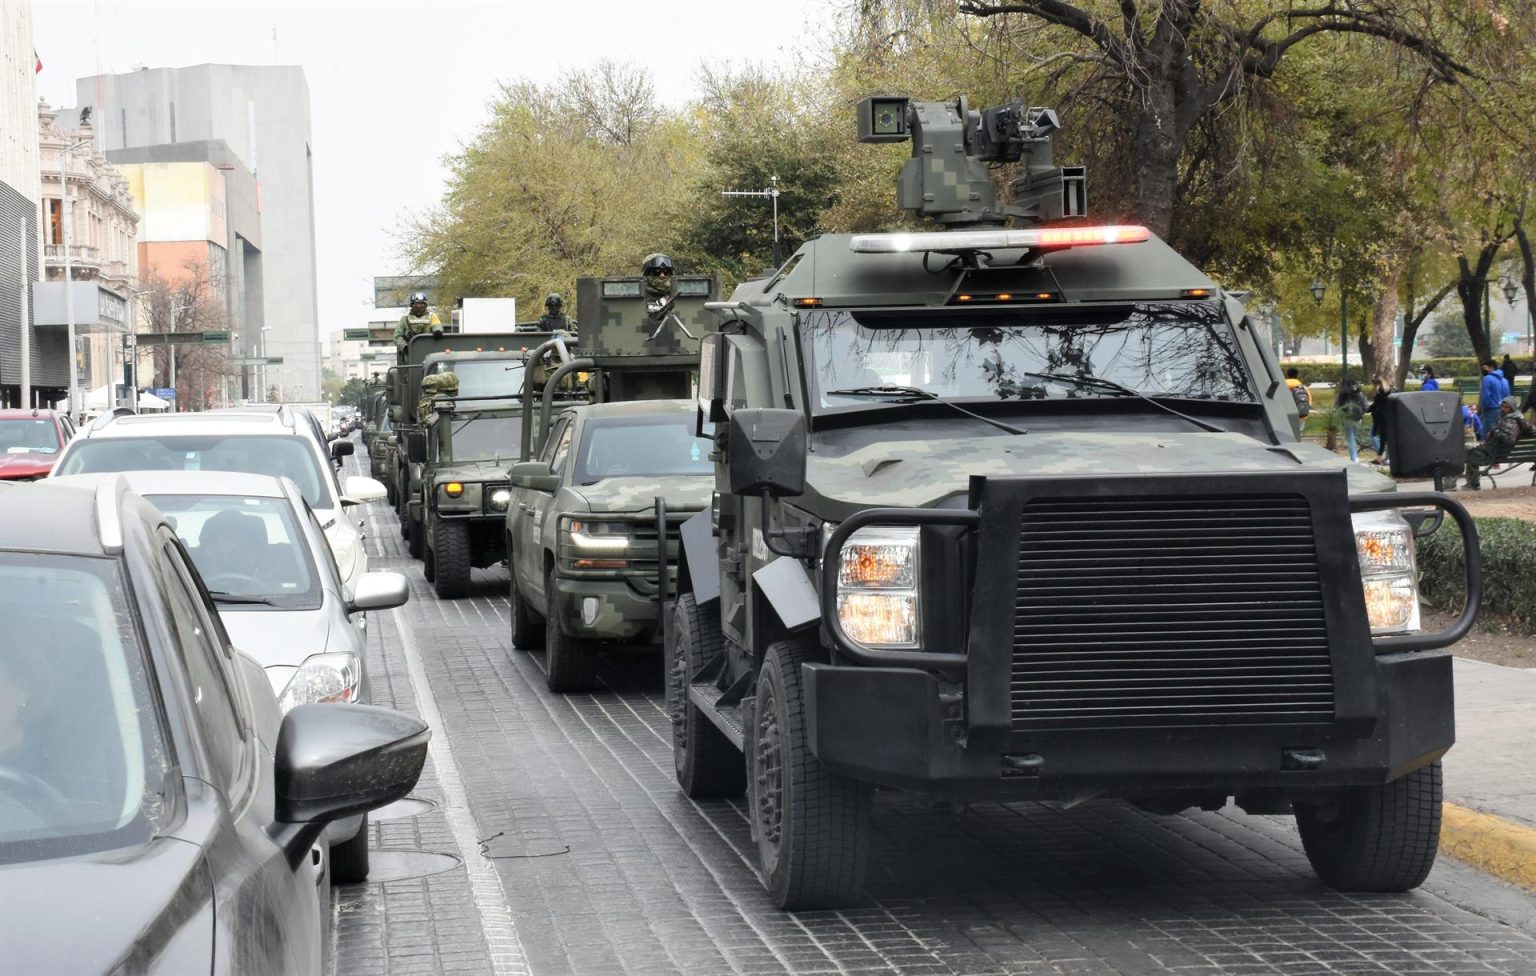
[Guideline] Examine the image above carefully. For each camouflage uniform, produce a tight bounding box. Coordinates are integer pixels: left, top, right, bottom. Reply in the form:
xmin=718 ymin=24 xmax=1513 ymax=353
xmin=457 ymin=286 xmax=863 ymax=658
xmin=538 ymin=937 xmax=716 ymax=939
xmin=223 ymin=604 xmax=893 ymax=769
xmin=537 ymin=312 xmax=575 ymax=333
xmin=394 ymin=311 xmax=442 ymax=357
xmin=416 ymin=371 xmax=459 ymax=420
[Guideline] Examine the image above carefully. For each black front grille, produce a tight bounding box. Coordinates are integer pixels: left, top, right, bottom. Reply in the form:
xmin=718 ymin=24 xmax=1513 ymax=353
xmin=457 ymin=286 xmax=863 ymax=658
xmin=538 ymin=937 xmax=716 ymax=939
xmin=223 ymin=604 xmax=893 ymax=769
xmin=1010 ymin=494 xmax=1334 ymax=731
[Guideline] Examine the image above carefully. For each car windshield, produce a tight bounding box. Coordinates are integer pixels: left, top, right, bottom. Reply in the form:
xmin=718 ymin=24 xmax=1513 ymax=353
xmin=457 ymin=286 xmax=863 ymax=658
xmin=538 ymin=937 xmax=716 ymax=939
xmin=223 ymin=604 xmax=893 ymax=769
xmin=429 ymin=359 xmax=526 ymax=403
xmin=55 ymin=435 xmax=331 ymax=509
xmin=147 ymin=494 xmax=322 ymax=609
xmin=0 ymin=553 xmax=168 ymax=864
xmin=574 ymin=415 xmax=712 ymax=484
xmin=0 ymin=419 xmax=62 ymax=456
xmin=797 ymin=303 xmax=1254 ymax=412
xmin=449 ymin=415 xmax=522 ymax=461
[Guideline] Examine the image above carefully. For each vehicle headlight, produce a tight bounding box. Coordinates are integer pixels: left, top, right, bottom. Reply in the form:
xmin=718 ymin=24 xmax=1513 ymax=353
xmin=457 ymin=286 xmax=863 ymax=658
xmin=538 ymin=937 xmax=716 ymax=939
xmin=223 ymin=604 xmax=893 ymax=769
xmin=836 ymin=526 xmax=920 ymax=647
xmin=564 ymin=519 xmax=632 ymax=551
xmin=487 ymin=486 xmax=513 ymax=512
xmin=437 ymin=480 xmax=480 ymax=510
xmin=1351 ymin=510 xmax=1420 ymax=635
xmin=276 ymin=652 xmax=361 ymax=714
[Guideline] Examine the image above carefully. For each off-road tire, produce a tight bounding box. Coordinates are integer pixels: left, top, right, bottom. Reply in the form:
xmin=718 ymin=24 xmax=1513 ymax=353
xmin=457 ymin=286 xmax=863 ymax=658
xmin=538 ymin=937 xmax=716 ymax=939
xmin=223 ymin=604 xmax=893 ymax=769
xmin=384 ymin=476 xmax=397 ymax=507
xmin=422 ymin=535 xmax=436 ymax=581
xmin=396 ymin=470 xmax=411 ymax=526
xmin=330 ymin=814 xmax=370 ymax=884
xmin=432 ymin=520 xmax=472 ymax=599
xmin=751 ymin=637 xmax=870 ymax=909
xmin=406 ymin=510 xmax=424 ymax=560
xmin=668 ymin=594 xmax=745 ymax=798
xmin=543 ymin=567 xmax=597 ymax=692
xmin=509 ymin=549 xmax=545 ymax=650
xmin=1295 ymin=760 xmax=1442 ymax=892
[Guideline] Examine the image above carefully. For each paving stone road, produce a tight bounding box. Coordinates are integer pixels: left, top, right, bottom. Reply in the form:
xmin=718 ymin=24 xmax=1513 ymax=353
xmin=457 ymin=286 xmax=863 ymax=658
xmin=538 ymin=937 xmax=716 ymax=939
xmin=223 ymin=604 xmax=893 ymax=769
xmin=332 ymin=455 xmax=1536 ymax=976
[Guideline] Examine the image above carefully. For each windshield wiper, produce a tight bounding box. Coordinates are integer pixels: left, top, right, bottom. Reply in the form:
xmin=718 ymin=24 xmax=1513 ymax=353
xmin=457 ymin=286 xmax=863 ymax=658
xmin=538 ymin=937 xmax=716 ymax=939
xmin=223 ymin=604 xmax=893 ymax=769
xmin=823 ymin=386 xmax=1029 ymax=436
xmin=207 ymin=592 xmax=280 ymax=606
xmin=1019 ymin=372 xmax=1228 ymax=433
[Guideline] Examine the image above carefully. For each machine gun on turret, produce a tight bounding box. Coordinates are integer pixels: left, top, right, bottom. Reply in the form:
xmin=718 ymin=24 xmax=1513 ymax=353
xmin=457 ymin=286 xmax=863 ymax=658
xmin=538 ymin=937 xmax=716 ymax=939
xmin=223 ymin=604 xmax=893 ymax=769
xmin=857 ymin=95 xmax=1086 ymax=228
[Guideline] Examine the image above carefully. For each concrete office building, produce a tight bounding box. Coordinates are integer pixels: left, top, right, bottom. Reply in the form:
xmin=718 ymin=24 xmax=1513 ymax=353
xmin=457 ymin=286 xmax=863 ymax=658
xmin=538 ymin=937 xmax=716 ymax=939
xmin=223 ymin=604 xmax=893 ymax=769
xmin=78 ymin=63 xmax=321 ymax=400
xmin=0 ymin=3 xmax=47 ymax=408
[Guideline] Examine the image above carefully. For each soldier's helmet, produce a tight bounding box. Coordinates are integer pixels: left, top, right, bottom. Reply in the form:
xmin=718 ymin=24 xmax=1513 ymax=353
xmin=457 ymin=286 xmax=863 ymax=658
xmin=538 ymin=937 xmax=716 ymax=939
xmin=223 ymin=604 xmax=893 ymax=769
xmin=642 ymin=254 xmax=674 ymax=297
xmin=545 ymin=293 xmax=563 ymax=312
xmin=409 ymin=291 xmax=428 ymax=307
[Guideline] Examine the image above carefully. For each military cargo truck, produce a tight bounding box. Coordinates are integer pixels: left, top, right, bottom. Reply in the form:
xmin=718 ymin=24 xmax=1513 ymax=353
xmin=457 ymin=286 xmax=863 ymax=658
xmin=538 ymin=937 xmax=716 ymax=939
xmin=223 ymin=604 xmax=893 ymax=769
xmin=504 ymin=273 xmax=718 ymax=691
xmin=667 ymin=95 xmax=1482 ymax=909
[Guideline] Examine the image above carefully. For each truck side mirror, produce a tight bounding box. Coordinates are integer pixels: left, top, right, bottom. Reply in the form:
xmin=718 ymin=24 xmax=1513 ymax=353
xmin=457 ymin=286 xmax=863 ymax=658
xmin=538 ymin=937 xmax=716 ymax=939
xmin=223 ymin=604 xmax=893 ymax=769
xmin=728 ymin=408 xmax=806 ymax=498
xmin=405 ymin=430 xmax=427 ymax=465
xmin=1386 ymin=391 xmax=1465 ymax=478
xmin=508 ymin=460 xmax=560 ymax=493
xmin=696 ymin=334 xmax=728 ymax=436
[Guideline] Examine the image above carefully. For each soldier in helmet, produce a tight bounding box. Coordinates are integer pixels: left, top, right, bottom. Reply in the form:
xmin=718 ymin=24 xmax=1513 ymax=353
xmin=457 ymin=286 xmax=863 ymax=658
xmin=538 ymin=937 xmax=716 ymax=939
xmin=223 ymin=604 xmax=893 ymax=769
xmin=536 ymin=293 xmax=575 ymax=333
xmin=393 ymin=292 xmax=442 ymax=361
xmin=642 ymin=253 xmax=675 ymax=299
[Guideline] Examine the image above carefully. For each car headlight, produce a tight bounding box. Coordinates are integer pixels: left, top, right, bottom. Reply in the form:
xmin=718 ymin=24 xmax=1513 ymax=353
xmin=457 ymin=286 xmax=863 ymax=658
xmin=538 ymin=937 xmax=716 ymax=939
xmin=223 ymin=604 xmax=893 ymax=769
xmin=487 ymin=486 xmax=513 ymax=512
xmin=559 ymin=518 xmax=633 ymax=571
xmin=1351 ymin=510 xmax=1420 ymax=635
xmin=836 ymin=526 xmax=920 ymax=647
xmin=277 ymin=652 xmax=361 ymax=714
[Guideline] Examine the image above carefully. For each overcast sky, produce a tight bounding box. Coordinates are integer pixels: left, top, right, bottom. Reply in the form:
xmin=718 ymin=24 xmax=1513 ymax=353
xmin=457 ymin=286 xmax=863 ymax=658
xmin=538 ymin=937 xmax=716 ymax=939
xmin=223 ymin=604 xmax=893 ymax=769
xmin=30 ymin=0 xmax=838 ymax=349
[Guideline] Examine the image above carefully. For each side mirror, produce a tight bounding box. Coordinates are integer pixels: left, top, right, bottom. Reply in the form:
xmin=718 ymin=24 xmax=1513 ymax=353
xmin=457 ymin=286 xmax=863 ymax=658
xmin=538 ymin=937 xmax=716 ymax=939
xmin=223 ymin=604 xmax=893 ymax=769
xmin=331 ymin=439 xmax=355 ymax=459
xmin=389 ymin=405 xmax=404 ymax=424
xmin=1386 ymin=391 xmax=1465 ymax=478
xmin=727 ymin=408 xmax=806 ymax=497
xmin=405 ymin=430 xmax=427 ymax=464
xmin=509 ymin=460 xmax=561 ymax=493
xmin=348 ymin=570 xmax=409 ymax=612
xmin=273 ymin=703 xmax=428 ymax=837
xmin=341 ymin=475 xmax=389 ymax=504
xmin=697 ymin=334 xmax=728 ymax=427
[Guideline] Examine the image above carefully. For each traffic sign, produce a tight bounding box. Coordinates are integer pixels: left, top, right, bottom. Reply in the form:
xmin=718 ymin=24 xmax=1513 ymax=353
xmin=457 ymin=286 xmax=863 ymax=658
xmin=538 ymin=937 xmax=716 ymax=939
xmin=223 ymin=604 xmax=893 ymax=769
xmin=229 ymin=356 xmax=285 ymax=366
xmin=202 ymin=330 xmax=231 ymax=343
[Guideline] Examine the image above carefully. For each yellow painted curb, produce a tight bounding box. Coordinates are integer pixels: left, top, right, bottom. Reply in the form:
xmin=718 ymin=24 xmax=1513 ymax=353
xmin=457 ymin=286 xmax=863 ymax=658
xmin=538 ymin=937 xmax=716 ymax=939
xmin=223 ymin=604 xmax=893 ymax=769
xmin=1441 ymin=802 xmax=1536 ymax=889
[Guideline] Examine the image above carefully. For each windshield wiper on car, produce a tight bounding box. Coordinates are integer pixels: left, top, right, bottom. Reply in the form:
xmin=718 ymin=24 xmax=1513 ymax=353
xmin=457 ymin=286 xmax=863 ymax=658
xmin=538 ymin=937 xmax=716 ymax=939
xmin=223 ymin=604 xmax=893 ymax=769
xmin=1019 ymin=372 xmax=1228 ymax=433
xmin=207 ymin=592 xmax=280 ymax=606
xmin=823 ymin=385 xmax=1029 ymax=436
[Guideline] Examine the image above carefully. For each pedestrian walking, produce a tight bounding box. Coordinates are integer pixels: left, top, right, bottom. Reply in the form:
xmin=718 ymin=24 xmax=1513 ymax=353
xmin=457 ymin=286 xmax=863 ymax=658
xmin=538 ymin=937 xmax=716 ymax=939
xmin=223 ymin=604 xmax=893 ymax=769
xmin=1336 ymin=378 xmax=1367 ymax=462
xmin=1367 ymin=381 xmax=1393 ymax=463
xmin=1286 ymin=367 xmax=1311 ymax=416
xmin=1500 ymin=354 xmax=1517 ymax=385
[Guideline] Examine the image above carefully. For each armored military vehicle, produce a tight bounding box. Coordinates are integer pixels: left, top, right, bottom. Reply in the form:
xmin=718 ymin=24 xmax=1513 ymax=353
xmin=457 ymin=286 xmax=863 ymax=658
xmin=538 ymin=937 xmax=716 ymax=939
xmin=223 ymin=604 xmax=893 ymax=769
xmin=504 ymin=273 xmax=718 ymax=691
xmin=667 ymin=95 xmax=1481 ymax=909
xmin=388 ymin=331 xmax=568 ymax=580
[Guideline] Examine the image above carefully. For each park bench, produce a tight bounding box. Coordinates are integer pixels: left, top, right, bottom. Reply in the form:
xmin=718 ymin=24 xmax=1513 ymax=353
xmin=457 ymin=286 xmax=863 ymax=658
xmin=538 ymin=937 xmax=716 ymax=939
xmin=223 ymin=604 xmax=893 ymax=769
xmin=1472 ymin=436 xmax=1536 ymax=489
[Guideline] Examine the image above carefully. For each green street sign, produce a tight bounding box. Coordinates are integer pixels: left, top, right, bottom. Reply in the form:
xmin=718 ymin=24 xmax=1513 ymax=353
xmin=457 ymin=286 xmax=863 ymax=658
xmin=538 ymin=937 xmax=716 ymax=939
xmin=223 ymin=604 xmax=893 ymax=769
xmin=343 ymin=328 xmax=371 ymax=341
xmin=202 ymin=330 xmax=231 ymax=343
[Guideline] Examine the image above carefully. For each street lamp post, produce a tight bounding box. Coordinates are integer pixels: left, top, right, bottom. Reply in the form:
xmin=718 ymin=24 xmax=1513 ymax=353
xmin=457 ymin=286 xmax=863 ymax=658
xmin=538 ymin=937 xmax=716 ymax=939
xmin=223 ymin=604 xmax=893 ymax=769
xmin=259 ymin=325 xmax=272 ymax=403
xmin=60 ymin=137 xmax=93 ymax=421
xmin=1311 ymin=277 xmax=1347 ymax=384
xmin=1501 ymin=278 xmax=1527 ymax=361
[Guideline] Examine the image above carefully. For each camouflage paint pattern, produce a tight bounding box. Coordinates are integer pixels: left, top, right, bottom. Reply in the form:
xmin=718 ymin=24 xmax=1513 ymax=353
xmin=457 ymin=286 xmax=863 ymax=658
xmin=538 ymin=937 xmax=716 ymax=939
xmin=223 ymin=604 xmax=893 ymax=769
xmin=574 ymin=276 xmax=718 ymax=358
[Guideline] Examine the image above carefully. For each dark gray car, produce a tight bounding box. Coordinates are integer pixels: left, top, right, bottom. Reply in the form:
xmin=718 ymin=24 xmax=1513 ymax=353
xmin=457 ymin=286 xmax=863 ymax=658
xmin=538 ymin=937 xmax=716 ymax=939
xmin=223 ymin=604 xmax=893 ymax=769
xmin=0 ymin=477 xmax=427 ymax=973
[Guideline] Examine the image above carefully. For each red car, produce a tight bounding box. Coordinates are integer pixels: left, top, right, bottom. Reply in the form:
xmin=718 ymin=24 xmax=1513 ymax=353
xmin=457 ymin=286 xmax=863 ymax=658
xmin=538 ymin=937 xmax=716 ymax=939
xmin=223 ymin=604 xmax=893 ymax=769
xmin=0 ymin=409 xmax=76 ymax=480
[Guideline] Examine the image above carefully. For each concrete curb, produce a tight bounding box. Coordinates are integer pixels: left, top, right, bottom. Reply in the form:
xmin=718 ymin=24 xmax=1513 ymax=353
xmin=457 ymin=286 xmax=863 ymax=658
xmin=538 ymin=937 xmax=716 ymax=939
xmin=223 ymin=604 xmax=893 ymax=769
xmin=1442 ymin=802 xmax=1536 ymax=890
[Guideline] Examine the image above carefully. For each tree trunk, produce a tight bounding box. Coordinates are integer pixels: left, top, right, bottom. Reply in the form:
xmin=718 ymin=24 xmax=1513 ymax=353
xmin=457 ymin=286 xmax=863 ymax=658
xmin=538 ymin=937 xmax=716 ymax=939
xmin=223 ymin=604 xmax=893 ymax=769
xmin=1370 ymin=270 xmax=1401 ymax=388
xmin=1456 ymin=257 xmax=1492 ymax=364
xmin=1517 ymin=223 xmax=1535 ymax=364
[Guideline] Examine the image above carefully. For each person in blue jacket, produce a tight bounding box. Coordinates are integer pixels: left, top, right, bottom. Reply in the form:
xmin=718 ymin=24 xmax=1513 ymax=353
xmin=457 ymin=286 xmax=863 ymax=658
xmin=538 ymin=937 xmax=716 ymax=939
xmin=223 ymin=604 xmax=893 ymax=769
xmin=1480 ymin=360 xmax=1507 ymax=416
xmin=1420 ymin=366 xmax=1439 ymax=391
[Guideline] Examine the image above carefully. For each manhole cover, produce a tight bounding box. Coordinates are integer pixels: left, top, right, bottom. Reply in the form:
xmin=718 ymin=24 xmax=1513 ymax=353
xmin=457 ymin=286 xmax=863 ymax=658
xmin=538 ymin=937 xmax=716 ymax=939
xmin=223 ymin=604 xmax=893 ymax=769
xmin=359 ymin=850 xmax=462 ymax=883
xmin=479 ymin=831 xmax=570 ymax=860
xmin=372 ymin=796 xmax=436 ymax=822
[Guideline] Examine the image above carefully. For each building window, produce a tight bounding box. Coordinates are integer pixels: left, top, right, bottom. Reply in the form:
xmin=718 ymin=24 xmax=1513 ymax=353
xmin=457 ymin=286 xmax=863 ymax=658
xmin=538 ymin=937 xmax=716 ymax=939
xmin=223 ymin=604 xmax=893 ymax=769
xmin=46 ymin=199 xmax=62 ymax=246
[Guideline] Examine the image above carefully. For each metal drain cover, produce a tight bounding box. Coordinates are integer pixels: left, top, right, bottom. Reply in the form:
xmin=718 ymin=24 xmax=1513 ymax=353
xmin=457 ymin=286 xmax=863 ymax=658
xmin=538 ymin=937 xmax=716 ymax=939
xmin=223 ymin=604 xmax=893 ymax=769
xmin=360 ymin=850 xmax=462 ymax=883
xmin=372 ymin=796 xmax=437 ymax=822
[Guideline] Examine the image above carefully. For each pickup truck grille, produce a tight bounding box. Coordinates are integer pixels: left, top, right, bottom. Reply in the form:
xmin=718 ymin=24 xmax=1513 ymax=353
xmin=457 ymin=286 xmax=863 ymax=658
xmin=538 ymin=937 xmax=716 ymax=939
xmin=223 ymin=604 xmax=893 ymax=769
xmin=1010 ymin=493 xmax=1334 ymax=731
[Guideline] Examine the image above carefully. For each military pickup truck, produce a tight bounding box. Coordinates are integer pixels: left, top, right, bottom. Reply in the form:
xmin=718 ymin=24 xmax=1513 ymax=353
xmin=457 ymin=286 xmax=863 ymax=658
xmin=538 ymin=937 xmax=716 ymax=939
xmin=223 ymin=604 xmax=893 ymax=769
xmin=666 ymin=94 xmax=1482 ymax=909
xmin=504 ymin=272 xmax=718 ymax=691
xmin=393 ymin=334 xmax=570 ymax=598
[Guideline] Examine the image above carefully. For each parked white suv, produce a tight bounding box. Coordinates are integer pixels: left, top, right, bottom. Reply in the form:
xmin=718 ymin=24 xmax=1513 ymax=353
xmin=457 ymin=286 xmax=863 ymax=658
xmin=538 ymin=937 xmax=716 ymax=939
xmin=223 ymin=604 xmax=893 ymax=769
xmin=50 ymin=408 xmax=388 ymax=595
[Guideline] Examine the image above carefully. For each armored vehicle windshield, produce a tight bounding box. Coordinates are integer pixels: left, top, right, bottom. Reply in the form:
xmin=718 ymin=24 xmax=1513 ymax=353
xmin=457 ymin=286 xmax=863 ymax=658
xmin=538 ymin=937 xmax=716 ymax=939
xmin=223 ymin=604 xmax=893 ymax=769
xmin=801 ymin=302 xmax=1254 ymax=412
xmin=446 ymin=414 xmax=523 ymax=461
xmin=573 ymin=414 xmax=712 ymax=485
xmin=426 ymin=358 xmax=527 ymax=402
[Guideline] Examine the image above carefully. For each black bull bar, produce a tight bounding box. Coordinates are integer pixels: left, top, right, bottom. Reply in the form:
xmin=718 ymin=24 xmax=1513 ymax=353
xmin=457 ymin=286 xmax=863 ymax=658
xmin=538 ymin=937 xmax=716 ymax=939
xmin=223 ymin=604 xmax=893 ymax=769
xmin=820 ymin=489 xmax=1481 ymax=673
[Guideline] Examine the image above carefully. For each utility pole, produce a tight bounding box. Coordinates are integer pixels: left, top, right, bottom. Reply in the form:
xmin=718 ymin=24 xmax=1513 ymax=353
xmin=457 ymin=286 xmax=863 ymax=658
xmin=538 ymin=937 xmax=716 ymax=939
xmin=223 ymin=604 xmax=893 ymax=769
xmin=61 ymin=138 xmax=92 ymax=421
xmin=17 ymin=215 xmax=30 ymax=407
xmin=721 ymin=175 xmax=782 ymax=268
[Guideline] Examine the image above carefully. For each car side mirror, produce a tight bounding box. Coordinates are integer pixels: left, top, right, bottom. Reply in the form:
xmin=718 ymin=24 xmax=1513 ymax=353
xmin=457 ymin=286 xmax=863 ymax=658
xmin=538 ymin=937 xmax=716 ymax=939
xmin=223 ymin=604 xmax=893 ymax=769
xmin=727 ymin=408 xmax=806 ymax=497
xmin=341 ymin=475 xmax=388 ymax=504
xmin=270 ymin=703 xmax=428 ymax=866
xmin=405 ymin=430 xmax=427 ymax=464
xmin=509 ymin=460 xmax=560 ymax=493
xmin=331 ymin=439 xmax=354 ymax=459
xmin=1386 ymin=391 xmax=1466 ymax=478
xmin=390 ymin=405 xmax=404 ymax=424
xmin=348 ymin=571 xmax=409 ymax=612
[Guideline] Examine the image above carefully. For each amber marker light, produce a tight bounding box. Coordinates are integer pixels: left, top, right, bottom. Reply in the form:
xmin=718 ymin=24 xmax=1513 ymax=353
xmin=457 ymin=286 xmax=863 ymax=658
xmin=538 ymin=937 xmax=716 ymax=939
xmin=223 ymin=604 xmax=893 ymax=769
xmin=444 ymin=482 xmax=465 ymax=497
xmin=792 ymin=297 xmax=824 ymax=308
xmin=1181 ymin=288 xmax=1213 ymax=298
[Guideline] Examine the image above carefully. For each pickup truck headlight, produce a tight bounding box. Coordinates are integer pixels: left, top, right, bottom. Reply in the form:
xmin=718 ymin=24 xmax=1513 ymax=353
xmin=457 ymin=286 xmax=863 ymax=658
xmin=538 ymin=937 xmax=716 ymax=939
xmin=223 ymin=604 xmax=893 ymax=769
xmin=1351 ymin=510 xmax=1420 ymax=635
xmin=560 ymin=518 xmax=633 ymax=570
xmin=276 ymin=652 xmax=361 ymax=714
xmin=836 ymin=526 xmax=920 ymax=647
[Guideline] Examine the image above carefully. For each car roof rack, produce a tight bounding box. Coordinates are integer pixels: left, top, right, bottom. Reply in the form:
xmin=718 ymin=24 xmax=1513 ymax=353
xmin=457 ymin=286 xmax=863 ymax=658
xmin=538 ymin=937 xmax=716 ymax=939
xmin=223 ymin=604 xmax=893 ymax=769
xmin=93 ymin=473 xmax=130 ymax=554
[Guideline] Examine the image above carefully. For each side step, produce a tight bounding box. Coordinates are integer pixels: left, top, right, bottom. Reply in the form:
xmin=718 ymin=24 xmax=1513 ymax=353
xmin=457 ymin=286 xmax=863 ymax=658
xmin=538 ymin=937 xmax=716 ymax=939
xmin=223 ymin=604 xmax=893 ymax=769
xmin=688 ymin=684 xmax=745 ymax=750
